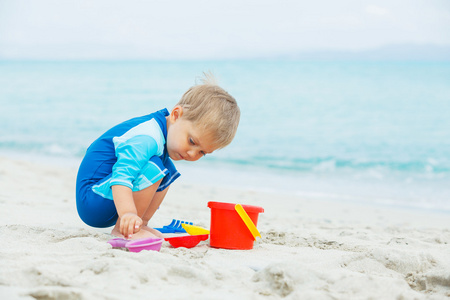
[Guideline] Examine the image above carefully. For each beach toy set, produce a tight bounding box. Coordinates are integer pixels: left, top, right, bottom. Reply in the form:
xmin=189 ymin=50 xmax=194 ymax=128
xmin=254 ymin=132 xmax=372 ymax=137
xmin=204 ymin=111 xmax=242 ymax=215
xmin=108 ymin=201 xmax=264 ymax=252
xmin=163 ymin=223 xmax=211 ymax=248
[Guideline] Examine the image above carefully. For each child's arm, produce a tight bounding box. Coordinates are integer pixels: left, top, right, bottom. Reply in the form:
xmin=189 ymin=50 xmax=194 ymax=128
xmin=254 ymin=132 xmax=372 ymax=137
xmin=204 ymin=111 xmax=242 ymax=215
xmin=141 ymin=187 xmax=169 ymax=226
xmin=112 ymin=185 xmax=142 ymax=238
xmin=109 ymin=136 xmax=162 ymax=238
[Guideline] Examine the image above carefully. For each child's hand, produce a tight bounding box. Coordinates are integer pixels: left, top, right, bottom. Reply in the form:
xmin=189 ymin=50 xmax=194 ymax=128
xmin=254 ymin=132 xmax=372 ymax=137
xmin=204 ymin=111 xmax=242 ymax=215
xmin=120 ymin=212 xmax=142 ymax=239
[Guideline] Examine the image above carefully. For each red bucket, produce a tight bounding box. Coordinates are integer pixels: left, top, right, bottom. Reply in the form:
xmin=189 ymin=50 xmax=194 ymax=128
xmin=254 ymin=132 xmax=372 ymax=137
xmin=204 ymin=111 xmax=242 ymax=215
xmin=207 ymin=201 xmax=264 ymax=250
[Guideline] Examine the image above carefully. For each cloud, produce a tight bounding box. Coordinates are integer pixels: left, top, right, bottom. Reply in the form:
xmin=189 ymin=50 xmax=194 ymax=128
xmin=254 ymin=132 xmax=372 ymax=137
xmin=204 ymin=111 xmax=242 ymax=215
xmin=0 ymin=0 xmax=449 ymax=60
xmin=365 ymin=5 xmax=390 ymax=16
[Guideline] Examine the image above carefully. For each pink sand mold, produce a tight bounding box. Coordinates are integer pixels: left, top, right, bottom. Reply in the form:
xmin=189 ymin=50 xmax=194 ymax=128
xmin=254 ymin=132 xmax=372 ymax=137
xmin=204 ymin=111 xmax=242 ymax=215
xmin=108 ymin=237 xmax=163 ymax=252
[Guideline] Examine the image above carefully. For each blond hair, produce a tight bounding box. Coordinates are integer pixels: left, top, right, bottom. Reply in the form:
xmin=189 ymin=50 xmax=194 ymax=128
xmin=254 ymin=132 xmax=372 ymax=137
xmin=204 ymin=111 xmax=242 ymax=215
xmin=175 ymin=73 xmax=240 ymax=149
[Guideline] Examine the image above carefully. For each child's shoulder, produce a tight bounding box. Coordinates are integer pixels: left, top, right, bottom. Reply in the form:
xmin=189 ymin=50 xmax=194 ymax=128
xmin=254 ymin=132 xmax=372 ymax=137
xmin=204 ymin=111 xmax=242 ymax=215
xmin=122 ymin=108 xmax=169 ymax=127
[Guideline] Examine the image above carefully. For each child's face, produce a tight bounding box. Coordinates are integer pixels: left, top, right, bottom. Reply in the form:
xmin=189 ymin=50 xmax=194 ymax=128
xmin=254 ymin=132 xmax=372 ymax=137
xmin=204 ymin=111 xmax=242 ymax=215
xmin=166 ymin=107 xmax=217 ymax=161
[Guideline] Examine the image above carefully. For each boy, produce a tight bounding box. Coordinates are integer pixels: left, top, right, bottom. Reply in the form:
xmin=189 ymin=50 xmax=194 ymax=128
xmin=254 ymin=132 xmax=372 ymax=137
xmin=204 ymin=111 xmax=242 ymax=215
xmin=76 ymin=75 xmax=240 ymax=240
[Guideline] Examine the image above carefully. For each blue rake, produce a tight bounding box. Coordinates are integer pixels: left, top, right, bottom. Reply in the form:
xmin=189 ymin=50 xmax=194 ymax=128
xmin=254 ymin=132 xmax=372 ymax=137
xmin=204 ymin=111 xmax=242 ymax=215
xmin=154 ymin=219 xmax=193 ymax=233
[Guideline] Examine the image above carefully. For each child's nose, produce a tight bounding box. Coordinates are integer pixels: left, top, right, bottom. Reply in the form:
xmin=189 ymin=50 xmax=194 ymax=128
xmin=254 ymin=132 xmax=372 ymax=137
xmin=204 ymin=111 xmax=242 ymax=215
xmin=187 ymin=150 xmax=201 ymax=161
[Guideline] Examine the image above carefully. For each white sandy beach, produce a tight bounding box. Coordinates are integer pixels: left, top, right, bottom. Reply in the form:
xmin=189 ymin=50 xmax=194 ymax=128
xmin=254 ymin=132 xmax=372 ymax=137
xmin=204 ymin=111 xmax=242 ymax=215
xmin=0 ymin=156 xmax=449 ymax=300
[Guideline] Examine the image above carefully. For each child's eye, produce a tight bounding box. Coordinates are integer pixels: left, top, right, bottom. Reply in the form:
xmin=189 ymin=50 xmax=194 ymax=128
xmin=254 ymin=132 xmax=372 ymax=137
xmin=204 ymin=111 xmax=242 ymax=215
xmin=201 ymin=151 xmax=206 ymax=156
xmin=189 ymin=138 xmax=195 ymax=145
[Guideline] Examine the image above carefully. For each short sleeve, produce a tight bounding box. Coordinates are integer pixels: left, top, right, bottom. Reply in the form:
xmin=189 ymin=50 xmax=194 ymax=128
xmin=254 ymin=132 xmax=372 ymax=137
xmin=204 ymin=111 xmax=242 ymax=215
xmin=110 ymin=135 xmax=159 ymax=189
xmin=157 ymin=158 xmax=180 ymax=192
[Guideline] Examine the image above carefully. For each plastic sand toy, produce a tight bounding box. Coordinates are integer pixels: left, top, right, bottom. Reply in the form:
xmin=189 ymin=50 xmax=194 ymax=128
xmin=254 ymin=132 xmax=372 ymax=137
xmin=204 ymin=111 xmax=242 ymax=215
xmin=181 ymin=224 xmax=210 ymax=235
xmin=164 ymin=234 xmax=209 ymax=248
xmin=208 ymin=201 xmax=264 ymax=250
xmin=154 ymin=219 xmax=193 ymax=233
xmin=108 ymin=237 xmax=163 ymax=252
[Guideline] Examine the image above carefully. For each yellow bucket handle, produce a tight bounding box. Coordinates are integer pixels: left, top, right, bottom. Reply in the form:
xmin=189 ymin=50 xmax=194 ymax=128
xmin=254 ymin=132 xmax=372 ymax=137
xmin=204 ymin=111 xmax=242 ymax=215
xmin=235 ymin=204 xmax=261 ymax=240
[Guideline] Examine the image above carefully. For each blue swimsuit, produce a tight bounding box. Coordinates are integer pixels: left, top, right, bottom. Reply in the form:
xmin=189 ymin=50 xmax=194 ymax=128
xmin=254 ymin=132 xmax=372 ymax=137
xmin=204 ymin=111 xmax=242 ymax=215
xmin=76 ymin=108 xmax=180 ymax=228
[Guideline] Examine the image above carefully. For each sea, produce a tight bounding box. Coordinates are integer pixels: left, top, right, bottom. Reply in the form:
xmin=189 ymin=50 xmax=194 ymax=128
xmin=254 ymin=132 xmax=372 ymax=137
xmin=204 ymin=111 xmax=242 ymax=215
xmin=1 ymin=60 xmax=449 ymax=212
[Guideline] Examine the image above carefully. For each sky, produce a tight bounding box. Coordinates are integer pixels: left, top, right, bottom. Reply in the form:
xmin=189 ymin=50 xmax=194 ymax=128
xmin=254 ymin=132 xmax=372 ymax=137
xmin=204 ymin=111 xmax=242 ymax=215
xmin=0 ymin=0 xmax=449 ymax=60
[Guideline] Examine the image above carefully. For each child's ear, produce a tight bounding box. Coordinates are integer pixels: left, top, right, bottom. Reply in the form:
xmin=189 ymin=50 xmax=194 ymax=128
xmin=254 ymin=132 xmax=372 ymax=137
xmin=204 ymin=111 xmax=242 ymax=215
xmin=171 ymin=106 xmax=183 ymax=121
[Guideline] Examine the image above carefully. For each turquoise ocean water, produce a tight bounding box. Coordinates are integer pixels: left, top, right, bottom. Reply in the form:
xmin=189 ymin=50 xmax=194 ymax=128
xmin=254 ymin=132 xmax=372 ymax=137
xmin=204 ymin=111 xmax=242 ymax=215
xmin=1 ymin=60 xmax=449 ymax=211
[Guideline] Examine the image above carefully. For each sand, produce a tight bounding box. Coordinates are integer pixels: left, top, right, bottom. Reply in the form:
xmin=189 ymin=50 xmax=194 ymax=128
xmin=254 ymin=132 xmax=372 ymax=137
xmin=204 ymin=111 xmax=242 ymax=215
xmin=0 ymin=156 xmax=449 ymax=300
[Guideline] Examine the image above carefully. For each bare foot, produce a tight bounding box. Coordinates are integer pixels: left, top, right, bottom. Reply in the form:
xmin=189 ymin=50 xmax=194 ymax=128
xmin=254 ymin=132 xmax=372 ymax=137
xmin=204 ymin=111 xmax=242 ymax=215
xmin=111 ymin=223 xmax=159 ymax=240
xmin=142 ymin=226 xmax=165 ymax=238
xmin=130 ymin=230 xmax=158 ymax=240
xmin=111 ymin=225 xmax=125 ymax=238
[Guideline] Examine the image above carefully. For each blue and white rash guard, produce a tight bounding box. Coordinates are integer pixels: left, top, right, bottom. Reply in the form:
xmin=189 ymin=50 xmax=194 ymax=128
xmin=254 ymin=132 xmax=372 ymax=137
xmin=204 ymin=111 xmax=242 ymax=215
xmin=75 ymin=108 xmax=180 ymax=227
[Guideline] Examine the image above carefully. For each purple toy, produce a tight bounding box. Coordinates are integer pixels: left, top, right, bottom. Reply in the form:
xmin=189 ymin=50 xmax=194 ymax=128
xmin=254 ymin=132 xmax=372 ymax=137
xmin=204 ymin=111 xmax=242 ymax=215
xmin=108 ymin=237 xmax=163 ymax=252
